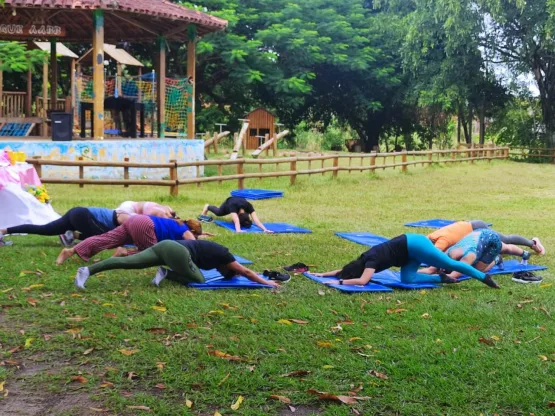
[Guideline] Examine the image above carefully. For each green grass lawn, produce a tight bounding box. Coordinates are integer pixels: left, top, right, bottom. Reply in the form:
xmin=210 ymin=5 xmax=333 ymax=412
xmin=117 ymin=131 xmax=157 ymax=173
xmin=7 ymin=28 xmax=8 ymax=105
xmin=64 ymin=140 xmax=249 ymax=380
xmin=1 ymin=160 xmax=554 ymax=415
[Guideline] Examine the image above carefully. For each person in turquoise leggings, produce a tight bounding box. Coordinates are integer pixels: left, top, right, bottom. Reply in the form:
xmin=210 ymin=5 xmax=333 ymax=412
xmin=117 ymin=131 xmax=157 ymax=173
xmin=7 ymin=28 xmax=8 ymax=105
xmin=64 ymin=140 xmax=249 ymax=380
xmin=313 ymin=234 xmax=500 ymax=288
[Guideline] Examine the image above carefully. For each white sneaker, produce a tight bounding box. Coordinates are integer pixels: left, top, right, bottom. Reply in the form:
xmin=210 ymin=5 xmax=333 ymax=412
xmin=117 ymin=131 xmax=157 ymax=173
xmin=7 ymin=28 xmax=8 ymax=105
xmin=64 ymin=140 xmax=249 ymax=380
xmin=59 ymin=230 xmax=75 ymax=247
xmin=75 ymin=267 xmax=90 ymax=290
xmin=0 ymin=232 xmax=13 ymax=247
xmin=151 ymin=267 xmax=168 ymax=287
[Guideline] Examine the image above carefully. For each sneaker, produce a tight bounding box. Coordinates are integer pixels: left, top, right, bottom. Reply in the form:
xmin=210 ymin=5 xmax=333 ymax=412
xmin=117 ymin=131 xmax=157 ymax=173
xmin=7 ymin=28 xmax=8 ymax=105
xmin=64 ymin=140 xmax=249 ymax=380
xmin=481 ymin=274 xmax=500 ymax=289
xmin=283 ymin=262 xmax=309 ymax=273
xmin=532 ymin=238 xmax=545 ymax=255
xmin=439 ymin=272 xmax=458 ymax=284
xmin=263 ymin=270 xmax=291 ymax=283
xmin=59 ymin=230 xmax=75 ymax=247
xmin=151 ymin=267 xmax=168 ymax=287
xmin=198 ymin=215 xmax=213 ymax=223
xmin=0 ymin=240 xmax=13 ymax=247
xmin=512 ymin=271 xmax=543 ymax=284
xmin=75 ymin=267 xmax=90 ymax=290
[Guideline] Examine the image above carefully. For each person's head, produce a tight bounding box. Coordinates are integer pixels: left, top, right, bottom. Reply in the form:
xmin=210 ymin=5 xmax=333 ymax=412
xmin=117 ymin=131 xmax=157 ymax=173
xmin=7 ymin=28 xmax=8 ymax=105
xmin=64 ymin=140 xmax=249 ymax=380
xmin=337 ymin=256 xmax=366 ymax=280
xmin=185 ymin=219 xmax=203 ymax=237
xmin=238 ymin=213 xmax=252 ymax=228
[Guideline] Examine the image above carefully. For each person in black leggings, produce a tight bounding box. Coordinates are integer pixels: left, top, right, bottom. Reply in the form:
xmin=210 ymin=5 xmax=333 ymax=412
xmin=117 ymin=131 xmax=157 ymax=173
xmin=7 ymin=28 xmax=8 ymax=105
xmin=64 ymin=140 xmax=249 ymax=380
xmin=0 ymin=207 xmax=122 ymax=247
xmin=200 ymin=197 xmax=273 ymax=233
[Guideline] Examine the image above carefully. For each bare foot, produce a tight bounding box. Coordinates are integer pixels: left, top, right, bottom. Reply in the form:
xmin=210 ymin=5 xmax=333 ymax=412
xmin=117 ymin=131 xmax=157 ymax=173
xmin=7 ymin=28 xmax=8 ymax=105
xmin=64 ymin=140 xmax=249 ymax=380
xmin=56 ymin=248 xmax=75 ymax=265
xmin=112 ymin=247 xmax=129 ymax=257
xmin=201 ymin=204 xmax=209 ymax=216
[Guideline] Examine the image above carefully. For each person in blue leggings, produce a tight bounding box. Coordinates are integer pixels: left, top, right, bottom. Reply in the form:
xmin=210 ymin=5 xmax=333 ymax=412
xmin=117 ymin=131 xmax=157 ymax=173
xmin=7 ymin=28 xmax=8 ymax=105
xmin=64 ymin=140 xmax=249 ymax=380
xmin=313 ymin=234 xmax=500 ymax=288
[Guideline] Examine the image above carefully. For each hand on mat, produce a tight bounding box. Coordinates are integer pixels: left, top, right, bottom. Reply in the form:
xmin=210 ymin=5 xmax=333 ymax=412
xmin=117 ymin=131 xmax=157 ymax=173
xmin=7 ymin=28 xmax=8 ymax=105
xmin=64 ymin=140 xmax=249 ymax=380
xmin=312 ymin=273 xmax=325 ymax=277
xmin=323 ymin=279 xmax=340 ymax=285
xmin=236 ymin=229 xmax=246 ymax=233
xmin=267 ymin=280 xmax=280 ymax=288
xmin=263 ymin=229 xmax=275 ymax=234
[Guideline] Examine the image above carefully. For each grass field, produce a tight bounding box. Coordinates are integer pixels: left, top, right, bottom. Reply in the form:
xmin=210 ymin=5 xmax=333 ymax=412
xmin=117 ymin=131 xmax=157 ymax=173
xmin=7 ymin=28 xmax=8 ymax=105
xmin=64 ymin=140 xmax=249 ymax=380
xmin=0 ymin=160 xmax=554 ymax=415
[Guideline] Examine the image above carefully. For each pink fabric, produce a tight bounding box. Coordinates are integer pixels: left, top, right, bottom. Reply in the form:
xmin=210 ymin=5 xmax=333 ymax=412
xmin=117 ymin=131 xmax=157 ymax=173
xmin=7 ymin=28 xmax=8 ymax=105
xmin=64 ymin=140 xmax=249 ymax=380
xmin=0 ymin=164 xmax=42 ymax=191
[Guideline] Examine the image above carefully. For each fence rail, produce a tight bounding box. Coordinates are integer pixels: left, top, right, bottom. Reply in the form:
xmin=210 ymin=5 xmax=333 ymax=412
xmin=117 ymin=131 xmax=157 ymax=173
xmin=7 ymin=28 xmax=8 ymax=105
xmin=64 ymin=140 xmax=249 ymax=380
xmin=509 ymin=147 xmax=555 ymax=162
xmin=26 ymin=146 xmax=510 ymax=196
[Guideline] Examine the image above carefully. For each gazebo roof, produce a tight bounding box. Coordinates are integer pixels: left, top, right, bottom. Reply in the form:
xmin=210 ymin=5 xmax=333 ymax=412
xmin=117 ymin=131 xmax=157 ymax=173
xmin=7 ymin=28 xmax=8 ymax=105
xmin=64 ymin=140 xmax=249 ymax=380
xmin=2 ymin=0 xmax=227 ymax=42
xmin=33 ymin=41 xmax=78 ymax=59
xmin=78 ymin=44 xmax=144 ymax=67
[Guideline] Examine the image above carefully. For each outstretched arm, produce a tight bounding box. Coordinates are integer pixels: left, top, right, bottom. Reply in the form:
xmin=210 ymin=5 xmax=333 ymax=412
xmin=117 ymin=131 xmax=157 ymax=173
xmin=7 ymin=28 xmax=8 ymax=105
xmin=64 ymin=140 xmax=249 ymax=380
xmin=226 ymin=262 xmax=279 ymax=288
xmin=446 ymin=253 xmax=477 ymax=279
xmin=182 ymin=230 xmax=197 ymax=240
xmin=251 ymin=211 xmax=273 ymax=233
xmin=230 ymin=213 xmax=244 ymax=233
xmin=312 ymin=269 xmax=342 ymax=277
xmin=330 ymin=267 xmax=375 ymax=286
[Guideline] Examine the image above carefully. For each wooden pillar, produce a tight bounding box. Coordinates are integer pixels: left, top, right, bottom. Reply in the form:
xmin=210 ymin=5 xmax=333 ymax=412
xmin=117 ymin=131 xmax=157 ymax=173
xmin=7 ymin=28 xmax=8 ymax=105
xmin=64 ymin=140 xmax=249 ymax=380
xmin=50 ymin=39 xmax=57 ymax=112
xmin=92 ymin=9 xmax=105 ymax=140
xmin=116 ymin=63 xmax=122 ymax=98
xmin=138 ymin=67 xmax=143 ymax=103
xmin=157 ymin=36 xmax=166 ymax=138
xmin=40 ymin=62 xmax=48 ymax=136
xmin=187 ymin=25 xmax=196 ymax=139
xmin=70 ymin=58 xmax=76 ymax=114
xmin=26 ymin=67 xmax=32 ymax=117
xmin=0 ymin=65 xmax=4 ymax=118
xmin=401 ymin=151 xmax=407 ymax=172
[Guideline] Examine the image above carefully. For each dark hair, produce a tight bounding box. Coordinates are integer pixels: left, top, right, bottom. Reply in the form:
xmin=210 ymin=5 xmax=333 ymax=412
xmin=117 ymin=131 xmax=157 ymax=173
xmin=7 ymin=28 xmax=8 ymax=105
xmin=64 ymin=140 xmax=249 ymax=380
xmin=337 ymin=257 xmax=366 ymax=280
xmin=238 ymin=213 xmax=252 ymax=228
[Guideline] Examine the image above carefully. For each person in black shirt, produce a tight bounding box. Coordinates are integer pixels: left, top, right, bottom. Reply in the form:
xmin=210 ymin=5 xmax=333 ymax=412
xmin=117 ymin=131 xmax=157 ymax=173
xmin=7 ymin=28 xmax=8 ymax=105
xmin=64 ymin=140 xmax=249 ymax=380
xmin=200 ymin=197 xmax=273 ymax=233
xmin=314 ymin=234 xmax=500 ymax=288
xmin=73 ymin=239 xmax=279 ymax=289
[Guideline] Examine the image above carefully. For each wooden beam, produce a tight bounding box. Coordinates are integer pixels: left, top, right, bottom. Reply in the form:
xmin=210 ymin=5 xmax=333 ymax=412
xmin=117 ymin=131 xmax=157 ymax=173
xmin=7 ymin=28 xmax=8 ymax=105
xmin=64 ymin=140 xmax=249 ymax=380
xmin=50 ymin=38 xmax=57 ymax=112
xmin=92 ymin=9 xmax=105 ymax=140
xmin=163 ymin=23 xmax=190 ymax=39
xmin=187 ymin=26 xmax=196 ymax=139
xmin=41 ymin=62 xmax=48 ymax=136
xmin=26 ymin=68 xmax=32 ymax=116
xmin=116 ymin=62 xmax=122 ymax=98
xmin=157 ymin=36 xmax=166 ymax=138
xmin=70 ymin=58 xmax=76 ymax=113
xmin=110 ymin=13 xmax=160 ymax=37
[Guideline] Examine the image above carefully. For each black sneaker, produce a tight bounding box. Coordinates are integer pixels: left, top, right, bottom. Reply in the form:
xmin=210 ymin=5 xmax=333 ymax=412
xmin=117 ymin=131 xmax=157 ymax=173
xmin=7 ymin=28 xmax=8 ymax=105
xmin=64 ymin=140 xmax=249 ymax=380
xmin=512 ymin=271 xmax=543 ymax=284
xmin=439 ymin=272 xmax=458 ymax=284
xmin=263 ymin=270 xmax=291 ymax=283
xmin=481 ymin=274 xmax=500 ymax=289
xmin=283 ymin=262 xmax=309 ymax=273
xmin=198 ymin=215 xmax=213 ymax=223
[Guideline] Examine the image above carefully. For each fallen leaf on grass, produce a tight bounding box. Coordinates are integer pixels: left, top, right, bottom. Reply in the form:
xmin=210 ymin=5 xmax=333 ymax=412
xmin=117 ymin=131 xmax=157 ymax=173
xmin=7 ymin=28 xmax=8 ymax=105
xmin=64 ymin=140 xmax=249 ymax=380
xmin=71 ymin=375 xmax=88 ymax=384
xmin=386 ymin=308 xmax=406 ymax=314
xmin=22 ymin=284 xmax=44 ymax=292
xmin=100 ymin=381 xmax=114 ymax=388
xmin=322 ymin=365 xmax=335 ymax=369
xmin=368 ymin=370 xmax=388 ymax=380
xmin=126 ymin=372 xmax=138 ymax=380
xmin=270 ymin=395 xmax=291 ymax=404
xmin=307 ymin=389 xmax=370 ymax=404
xmin=548 ymin=402 xmax=555 ymax=408
xmin=281 ymin=370 xmax=311 ymax=378
xmin=217 ymin=373 xmax=230 ymax=386
xmin=103 ymin=313 xmax=116 ymax=319
xmin=0 ymin=381 xmax=5 ymax=392
xmin=277 ymin=319 xmax=292 ymax=325
xmin=317 ymin=341 xmax=333 ymax=348
xmin=146 ymin=328 xmax=167 ymax=334
xmin=289 ymin=319 xmax=309 ymax=325
xmin=539 ymin=355 xmax=548 ymax=361
xmin=185 ymin=399 xmax=193 ymax=408
xmin=540 ymin=283 xmax=552 ymax=289
xmin=155 ymin=383 xmax=166 ymax=389
xmin=67 ymin=317 xmax=86 ymax=322
xmin=421 ymin=313 xmax=430 ymax=319
xmin=478 ymin=337 xmax=495 ymax=346
xmin=540 ymin=307 xmax=550 ymax=316
xmin=318 ymin=289 xmax=325 ymax=296
xmin=71 ymin=294 xmax=82 ymax=298
xmin=89 ymin=408 xmax=108 ymax=413
xmin=151 ymin=306 xmax=166 ymax=312
xmin=24 ymin=338 xmax=34 ymax=348
xmin=126 ymin=406 xmax=151 ymax=411
xmin=231 ymin=395 xmax=244 ymax=410
xmin=119 ymin=349 xmax=139 ymax=356
xmin=214 ymin=412 xmax=222 ymax=416
xmin=27 ymin=298 xmax=38 ymax=307
xmin=156 ymin=362 xmax=166 ymax=371
xmin=43 ymin=334 xmax=52 ymax=341
xmin=208 ymin=350 xmax=241 ymax=361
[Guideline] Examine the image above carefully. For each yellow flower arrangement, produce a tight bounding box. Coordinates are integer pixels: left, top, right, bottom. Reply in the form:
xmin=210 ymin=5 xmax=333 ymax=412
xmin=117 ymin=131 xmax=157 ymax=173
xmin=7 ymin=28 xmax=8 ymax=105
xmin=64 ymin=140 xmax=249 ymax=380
xmin=26 ymin=185 xmax=50 ymax=204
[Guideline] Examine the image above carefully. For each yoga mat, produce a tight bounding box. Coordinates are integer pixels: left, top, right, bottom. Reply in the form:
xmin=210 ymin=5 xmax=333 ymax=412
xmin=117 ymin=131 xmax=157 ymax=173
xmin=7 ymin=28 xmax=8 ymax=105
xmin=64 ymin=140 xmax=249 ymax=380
xmin=370 ymin=270 xmax=441 ymax=290
xmin=404 ymin=219 xmax=456 ymax=228
xmin=231 ymin=189 xmax=284 ymax=200
xmin=303 ymin=272 xmax=392 ymax=293
xmin=335 ymin=232 xmax=389 ymax=247
xmin=457 ymin=259 xmax=548 ymax=282
xmin=215 ymin=221 xmax=312 ymax=234
xmin=233 ymin=254 xmax=252 ymax=264
xmin=191 ymin=272 xmax=273 ymax=290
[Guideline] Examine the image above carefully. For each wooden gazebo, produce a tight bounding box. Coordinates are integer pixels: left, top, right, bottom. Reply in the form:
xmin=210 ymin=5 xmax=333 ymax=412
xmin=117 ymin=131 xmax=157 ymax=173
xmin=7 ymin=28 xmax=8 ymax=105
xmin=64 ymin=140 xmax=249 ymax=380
xmin=0 ymin=0 xmax=227 ymax=139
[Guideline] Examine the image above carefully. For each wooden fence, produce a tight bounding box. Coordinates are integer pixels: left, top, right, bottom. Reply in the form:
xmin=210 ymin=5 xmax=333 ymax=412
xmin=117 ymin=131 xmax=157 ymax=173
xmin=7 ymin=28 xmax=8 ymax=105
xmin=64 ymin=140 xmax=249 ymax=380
xmin=26 ymin=146 xmax=510 ymax=196
xmin=509 ymin=147 xmax=555 ymax=163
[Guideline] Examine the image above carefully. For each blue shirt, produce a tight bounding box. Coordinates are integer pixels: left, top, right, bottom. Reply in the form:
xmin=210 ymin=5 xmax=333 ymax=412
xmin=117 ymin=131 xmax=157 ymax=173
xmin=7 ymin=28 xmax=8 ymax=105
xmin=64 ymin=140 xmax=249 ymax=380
xmin=149 ymin=216 xmax=190 ymax=242
xmin=447 ymin=229 xmax=501 ymax=265
xmin=88 ymin=208 xmax=116 ymax=230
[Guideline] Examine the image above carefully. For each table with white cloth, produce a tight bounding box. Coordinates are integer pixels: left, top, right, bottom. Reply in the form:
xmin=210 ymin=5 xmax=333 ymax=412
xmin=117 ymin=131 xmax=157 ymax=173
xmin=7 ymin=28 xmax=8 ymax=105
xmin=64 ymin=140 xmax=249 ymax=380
xmin=0 ymin=163 xmax=60 ymax=229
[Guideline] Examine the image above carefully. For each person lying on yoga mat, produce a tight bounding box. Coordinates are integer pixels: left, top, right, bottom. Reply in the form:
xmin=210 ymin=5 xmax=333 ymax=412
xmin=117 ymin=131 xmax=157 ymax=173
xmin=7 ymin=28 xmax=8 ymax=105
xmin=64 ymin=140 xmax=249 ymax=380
xmin=116 ymin=201 xmax=176 ymax=219
xmin=428 ymin=220 xmax=545 ymax=259
xmin=419 ymin=229 xmax=503 ymax=279
xmin=0 ymin=207 xmax=130 ymax=247
xmin=56 ymin=215 xmax=202 ymax=265
xmin=73 ymin=239 xmax=280 ymax=289
xmin=199 ymin=197 xmax=273 ymax=233
xmin=312 ymin=233 xmax=500 ymax=288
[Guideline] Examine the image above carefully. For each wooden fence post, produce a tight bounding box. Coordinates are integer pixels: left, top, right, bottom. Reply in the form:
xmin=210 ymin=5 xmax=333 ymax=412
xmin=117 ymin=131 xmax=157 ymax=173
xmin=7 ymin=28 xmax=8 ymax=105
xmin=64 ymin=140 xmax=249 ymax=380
xmin=169 ymin=159 xmax=178 ymax=197
xmin=487 ymin=144 xmax=492 ymax=163
xmin=332 ymin=155 xmax=339 ymax=178
xmin=217 ymin=163 xmax=223 ymax=184
xmin=237 ymin=160 xmax=245 ymax=189
xmin=273 ymin=134 xmax=278 ymax=157
xmin=78 ymin=156 xmax=84 ymax=188
xmin=264 ymin=133 xmax=270 ymax=157
xmin=370 ymin=153 xmax=376 ymax=174
xmin=124 ymin=157 xmax=129 ymax=188
xmin=322 ymin=158 xmax=325 ymax=176
xmin=451 ymin=150 xmax=456 ymax=164
xmin=213 ymin=132 xmax=219 ymax=154
xmin=196 ymin=165 xmax=201 ymax=187
xmin=290 ymin=159 xmax=297 ymax=185
xmin=401 ymin=151 xmax=407 ymax=172
xmin=33 ymin=156 xmax=42 ymax=178
xmin=258 ymin=162 xmax=263 ymax=181
xmin=427 ymin=151 xmax=432 ymax=166
xmin=348 ymin=156 xmax=352 ymax=174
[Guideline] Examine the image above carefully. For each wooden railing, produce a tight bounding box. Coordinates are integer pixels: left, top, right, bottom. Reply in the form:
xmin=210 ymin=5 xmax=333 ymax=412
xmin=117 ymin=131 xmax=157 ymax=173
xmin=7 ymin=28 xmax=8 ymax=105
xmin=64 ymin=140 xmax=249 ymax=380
xmin=26 ymin=146 xmax=509 ymax=196
xmin=509 ymin=147 xmax=555 ymax=163
xmin=35 ymin=96 xmax=68 ymax=117
xmin=2 ymin=92 xmax=27 ymax=117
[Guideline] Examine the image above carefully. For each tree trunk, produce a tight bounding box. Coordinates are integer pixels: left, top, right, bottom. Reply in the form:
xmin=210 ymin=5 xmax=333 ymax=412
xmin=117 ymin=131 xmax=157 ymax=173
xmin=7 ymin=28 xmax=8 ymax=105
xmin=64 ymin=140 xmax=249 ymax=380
xmin=459 ymin=107 xmax=471 ymax=144
xmin=532 ymin=57 xmax=555 ymax=147
xmin=479 ymin=101 xmax=485 ymax=145
xmin=467 ymin=104 xmax=473 ymax=144
xmin=457 ymin=107 xmax=461 ymax=143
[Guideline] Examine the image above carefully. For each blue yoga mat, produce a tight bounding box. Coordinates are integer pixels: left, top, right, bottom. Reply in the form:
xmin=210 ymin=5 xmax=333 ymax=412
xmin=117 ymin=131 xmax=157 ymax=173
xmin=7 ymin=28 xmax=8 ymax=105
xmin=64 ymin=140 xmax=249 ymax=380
xmin=335 ymin=232 xmax=389 ymax=247
xmin=215 ymin=221 xmax=312 ymax=234
xmin=370 ymin=270 xmax=441 ymax=290
xmin=456 ymin=259 xmax=548 ymax=282
xmin=232 ymin=254 xmax=252 ymax=265
xmin=231 ymin=189 xmax=284 ymax=200
xmin=404 ymin=219 xmax=456 ymax=228
xmin=191 ymin=272 xmax=273 ymax=290
xmin=303 ymin=272 xmax=392 ymax=293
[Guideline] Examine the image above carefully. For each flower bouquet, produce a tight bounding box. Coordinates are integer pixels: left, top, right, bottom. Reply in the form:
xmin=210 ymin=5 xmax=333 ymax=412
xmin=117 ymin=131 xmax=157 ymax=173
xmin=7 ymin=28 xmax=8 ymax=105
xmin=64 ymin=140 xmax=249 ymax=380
xmin=25 ymin=185 xmax=50 ymax=204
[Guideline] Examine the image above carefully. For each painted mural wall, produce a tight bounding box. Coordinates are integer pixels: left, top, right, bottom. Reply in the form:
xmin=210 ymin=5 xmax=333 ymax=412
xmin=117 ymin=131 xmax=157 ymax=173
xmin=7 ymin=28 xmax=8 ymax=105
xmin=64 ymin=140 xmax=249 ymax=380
xmin=0 ymin=140 xmax=204 ymax=179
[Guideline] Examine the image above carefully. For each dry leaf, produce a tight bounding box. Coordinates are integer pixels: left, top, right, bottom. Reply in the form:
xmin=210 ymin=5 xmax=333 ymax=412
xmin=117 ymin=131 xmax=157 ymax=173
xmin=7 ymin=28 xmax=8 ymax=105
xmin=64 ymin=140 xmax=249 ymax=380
xmin=185 ymin=399 xmax=193 ymax=408
xmin=349 ymin=337 xmax=361 ymax=342
xmin=152 ymin=306 xmax=167 ymax=312
xmin=89 ymin=408 xmax=108 ymax=413
xmin=102 ymin=303 xmax=113 ymax=307
xmin=322 ymin=365 xmax=335 ymax=369
xmin=421 ymin=313 xmax=430 ymax=319
xmin=126 ymin=372 xmax=138 ymax=380
xmin=540 ymin=283 xmax=552 ymax=289
xmin=290 ymin=319 xmax=309 ymax=325
xmin=214 ymin=412 xmax=222 ymax=416
xmin=386 ymin=308 xmax=407 ymax=314
xmin=104 ymin=313 xmax=117 ymax=319
xmin=71 ymin=375 xmax=88 ymax=384
xmin=100 ymin=381 xmax=114 ymax=388
xmin=318 ymin=289 xmax=325 ymax=296
xmin=270 ymin=394 xmax=291 ymax=404
xmin=126 ymin=406 xmax=151 ymax=411
xmin=43 ymin=334 xmax=52 ymax=341
xmin=478 ymin=337 xmax=495 ymax=346
xmin=0 ymin=381 xmax=5 ymax=392
xmin=156 ymin=362 xmax=166 ymax=371
xmin=218 ymin=373 xmax=230 ymax=386
xmin=155 ymin=383 xmax=166 ymax=389
xmin=27 ymin=298 xmax=38 ymax=307
xmin=368 ymin=370 xmax=388 ymax=380
xmin=231 ymin=395 xmax=244 ymax=410
xmin=540 ymin=307 xmax=550 ymax=316
xmin=539 ymin=355 xmax=548 ymax=361
xmin=83 ymin=348 xmax=94 ymax=356
xmin=277 ymin=319 xmax=292 ymax=325
xmin=548 ymin=402 xmax=555 ymax=408
xmin=307 ymin=389 xmax=369 ymax=405
xmin=208 ymin=350 xmax=241 ymax=361
xmin=281 ymin=370 xmax=311 ymax=378
xmin=1 ymin=288 xmax=13 ymax=293
xmin=119 ymin=349 xmax=139 ymax=356
xmin=146 ymin=328 xmax=167 ymax=334
xmin=317 ymin=341 xmax=333 ymax=348
xmin=288 ymin=405 xmax=297 ymax=412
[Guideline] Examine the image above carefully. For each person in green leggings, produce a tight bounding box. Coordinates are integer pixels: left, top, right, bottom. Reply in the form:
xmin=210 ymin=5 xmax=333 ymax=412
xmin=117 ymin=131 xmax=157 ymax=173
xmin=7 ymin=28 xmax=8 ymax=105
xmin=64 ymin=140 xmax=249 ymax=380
xmin=74 ymin=240 xmax=279 ymax=289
